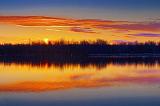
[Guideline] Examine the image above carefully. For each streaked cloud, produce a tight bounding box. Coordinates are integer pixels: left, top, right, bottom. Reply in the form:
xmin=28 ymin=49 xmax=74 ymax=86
xmin=129 ymin=33 xmax=160 ymax=37
xmin=97 ymin=22 xmax=160 ymax=32
xmin=0 ymin=16 xmax=160 ymax=33
xmin=0 ymin=16 xmax=120 ymax=27
xmin=112 ymin=40 xmax=131 ymax=44
xmin=70 ymin=27 xmax=95 ymax=33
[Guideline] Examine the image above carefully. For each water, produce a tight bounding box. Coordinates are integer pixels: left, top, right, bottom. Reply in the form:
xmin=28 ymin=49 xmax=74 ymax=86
xmin=0 ymin=58 xmax=160 ymax=106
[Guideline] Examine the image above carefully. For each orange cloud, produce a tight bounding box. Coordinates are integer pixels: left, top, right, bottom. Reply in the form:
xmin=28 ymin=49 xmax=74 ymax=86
xmin=0 ymin=16 xmax=120 ymax=26
xmin=0 ymin=16 xmax=77 ymax=26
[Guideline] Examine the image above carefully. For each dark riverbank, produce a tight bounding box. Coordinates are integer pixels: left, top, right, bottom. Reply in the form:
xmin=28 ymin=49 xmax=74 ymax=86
xmin=0 ymin=41 xmax=160 ymax=57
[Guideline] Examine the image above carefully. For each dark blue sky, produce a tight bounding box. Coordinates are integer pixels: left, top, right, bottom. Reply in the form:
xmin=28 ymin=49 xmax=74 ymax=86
xmin=0 ymin=0 xmax=160 ymax=21
xmin=0 ymin=0 xmax=160 ymax=9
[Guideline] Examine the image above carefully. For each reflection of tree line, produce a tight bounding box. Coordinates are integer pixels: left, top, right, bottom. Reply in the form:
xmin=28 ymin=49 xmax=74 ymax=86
xmin=0 ymin=56 xmax=160 ymax=69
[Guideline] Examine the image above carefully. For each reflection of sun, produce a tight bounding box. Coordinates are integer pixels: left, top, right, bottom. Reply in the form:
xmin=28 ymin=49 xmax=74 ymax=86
xmin=44 ymin=38 xmax=49 ymax=44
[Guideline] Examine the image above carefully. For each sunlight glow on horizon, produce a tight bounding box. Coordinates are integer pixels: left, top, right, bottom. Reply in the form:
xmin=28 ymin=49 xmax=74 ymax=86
xmin=43 ymin=38 xmax=49 ymax=44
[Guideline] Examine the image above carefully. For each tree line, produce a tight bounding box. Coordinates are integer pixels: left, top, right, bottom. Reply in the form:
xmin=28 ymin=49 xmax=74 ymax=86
xmin=0 ymin=40 xmax=160 ymax=58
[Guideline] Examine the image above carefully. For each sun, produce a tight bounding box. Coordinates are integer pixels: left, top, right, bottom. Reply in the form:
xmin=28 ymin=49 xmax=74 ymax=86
xmin=43 ymin=38 xmax=49 ymax=44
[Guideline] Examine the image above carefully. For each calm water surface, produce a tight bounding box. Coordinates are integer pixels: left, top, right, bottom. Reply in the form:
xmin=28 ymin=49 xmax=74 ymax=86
xmin=0 ymin=60 xmax=160 ymax=106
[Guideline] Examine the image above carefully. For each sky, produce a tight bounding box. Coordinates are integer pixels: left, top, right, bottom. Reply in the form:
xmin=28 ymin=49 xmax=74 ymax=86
xmin=0 ymin=0 xmax=160 ymax=44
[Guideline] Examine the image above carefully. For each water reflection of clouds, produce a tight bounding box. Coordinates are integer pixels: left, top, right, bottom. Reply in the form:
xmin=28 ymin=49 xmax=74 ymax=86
xmin=0 ymin=59 xmax=160 ymax=92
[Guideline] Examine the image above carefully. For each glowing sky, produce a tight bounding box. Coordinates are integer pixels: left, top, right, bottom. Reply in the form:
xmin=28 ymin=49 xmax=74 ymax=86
xmin=0 ymin=0 xmax=160 ymax=43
